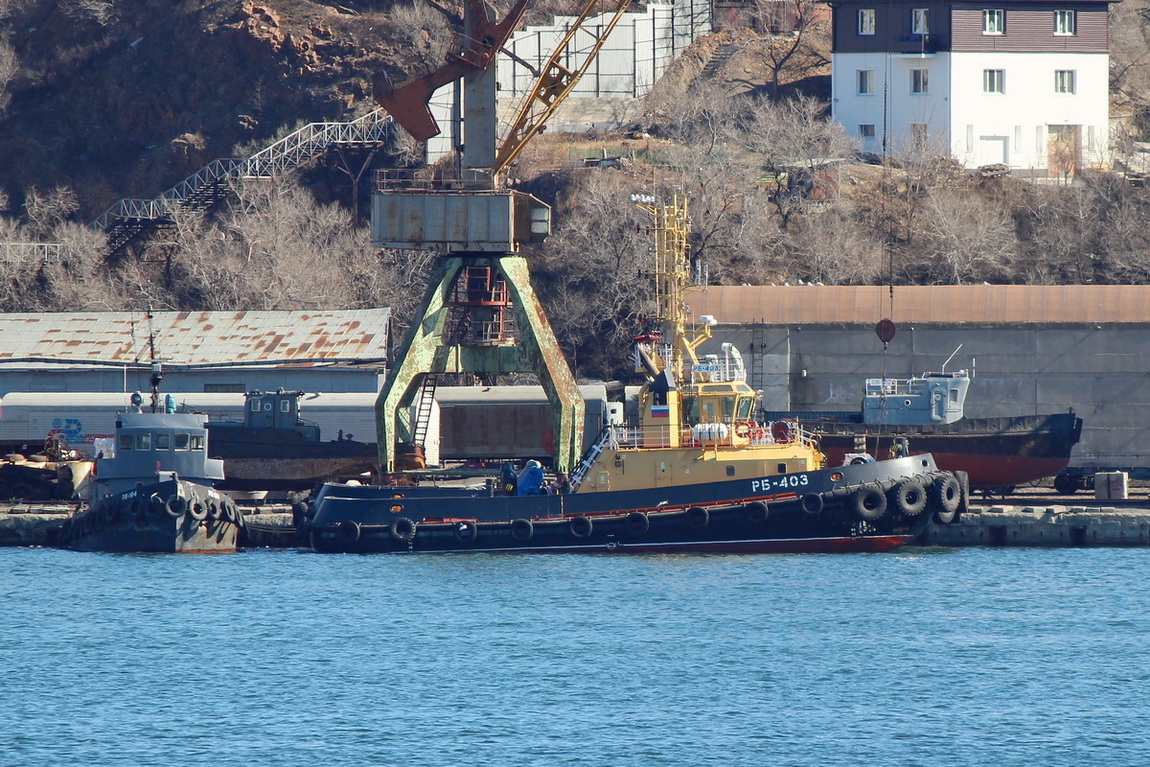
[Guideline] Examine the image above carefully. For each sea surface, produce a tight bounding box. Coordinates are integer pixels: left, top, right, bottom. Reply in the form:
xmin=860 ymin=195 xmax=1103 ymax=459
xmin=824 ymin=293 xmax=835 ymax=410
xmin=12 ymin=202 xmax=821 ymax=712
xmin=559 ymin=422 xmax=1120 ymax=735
xmin=3 ymin=545 xmax=1149 ymax=767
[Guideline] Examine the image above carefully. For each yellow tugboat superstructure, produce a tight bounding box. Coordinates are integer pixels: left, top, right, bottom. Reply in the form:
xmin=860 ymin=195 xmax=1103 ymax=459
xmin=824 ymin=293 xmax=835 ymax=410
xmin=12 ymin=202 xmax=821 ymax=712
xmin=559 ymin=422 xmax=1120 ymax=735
xmin=572 ymin=196 xmax=825 ymax=494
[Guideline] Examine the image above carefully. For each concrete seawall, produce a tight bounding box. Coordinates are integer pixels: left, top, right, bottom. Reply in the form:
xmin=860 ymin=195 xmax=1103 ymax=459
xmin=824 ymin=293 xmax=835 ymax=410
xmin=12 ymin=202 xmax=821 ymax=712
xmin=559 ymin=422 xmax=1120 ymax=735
xmin=6 ymin=504 xmax=1150 ymax=549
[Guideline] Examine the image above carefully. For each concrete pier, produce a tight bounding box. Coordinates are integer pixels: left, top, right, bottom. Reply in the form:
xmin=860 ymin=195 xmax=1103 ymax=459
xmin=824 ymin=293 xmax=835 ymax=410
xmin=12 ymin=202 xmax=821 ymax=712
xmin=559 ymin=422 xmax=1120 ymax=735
xmin=921 ymin=505 xmax=1150 ymax=547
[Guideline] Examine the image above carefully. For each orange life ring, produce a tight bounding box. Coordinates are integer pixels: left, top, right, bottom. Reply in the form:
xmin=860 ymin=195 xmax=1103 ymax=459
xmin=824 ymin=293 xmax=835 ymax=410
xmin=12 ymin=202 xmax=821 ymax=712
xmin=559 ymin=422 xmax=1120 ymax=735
xmin=735 ymin=422 xmax=752 ymax=439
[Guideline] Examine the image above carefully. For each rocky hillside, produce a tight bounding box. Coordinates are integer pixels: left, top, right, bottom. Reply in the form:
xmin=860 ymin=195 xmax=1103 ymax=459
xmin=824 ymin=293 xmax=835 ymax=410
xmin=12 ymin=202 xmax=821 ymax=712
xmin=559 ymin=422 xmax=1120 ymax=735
xmin=0 ymin=0 xmax=446 ymax=218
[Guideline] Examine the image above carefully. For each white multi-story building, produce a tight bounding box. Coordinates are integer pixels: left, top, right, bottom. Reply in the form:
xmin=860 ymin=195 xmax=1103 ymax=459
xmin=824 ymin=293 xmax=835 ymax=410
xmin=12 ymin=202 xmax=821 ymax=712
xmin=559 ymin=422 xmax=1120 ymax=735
xmin=827 ymin=0 xmax=1116 ymax=175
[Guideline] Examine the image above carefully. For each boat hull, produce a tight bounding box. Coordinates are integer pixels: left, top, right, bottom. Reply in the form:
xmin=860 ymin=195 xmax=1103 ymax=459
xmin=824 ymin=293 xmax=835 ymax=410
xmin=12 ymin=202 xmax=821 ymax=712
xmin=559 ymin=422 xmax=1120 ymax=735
xmin=775 ymin=412 xmax=1083 ymax=490
xmin=306 ymin=454 xmax=965 ymax=554
xmin=59 ymin=479 xmax=243 ymax=553
xmin=209 ymin=427 xmax=378 ymax=490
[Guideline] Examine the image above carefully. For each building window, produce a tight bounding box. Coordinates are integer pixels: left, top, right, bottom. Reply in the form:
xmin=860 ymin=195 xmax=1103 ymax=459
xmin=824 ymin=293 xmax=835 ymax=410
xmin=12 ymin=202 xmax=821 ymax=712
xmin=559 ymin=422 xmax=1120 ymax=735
xmin=912 ymin=9 xmax=929 ymax=35
xmin=858 ymin=9 xmax=875 ymax=35
xmin=1054 ymin=10 xmax=1076 ymax=35
xmin=859 ymin=124 xmax=876 ymax=137
xmin=983 ymin=69 xmax=1005 ymax=94
xmin=857 ymin=69 xmax=875 ymax=95
xmin=983 ymin=9 xmax=1004 ymax=34
xmin=911 ymin=123 xmax=928 ymax=151
xmin=1055 ymin=69 xmax=1076 ymax=94
xmin=911 ymin=69 xmax=929 ymax=94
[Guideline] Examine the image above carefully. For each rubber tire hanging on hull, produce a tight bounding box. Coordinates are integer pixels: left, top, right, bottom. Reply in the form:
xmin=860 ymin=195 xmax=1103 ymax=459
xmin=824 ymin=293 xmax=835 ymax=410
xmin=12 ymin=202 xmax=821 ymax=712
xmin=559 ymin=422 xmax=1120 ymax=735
xmin=687 ymin=506 xmax=709 ymax=529
xmin=391 ymin=517 xmax=418 ymax=542
xmin=932 ymin=474 xmax=962 ymax=524
xmin=510 ymin=518 xmax=534 ymax=542
xmin=626 ymin=512 xmax=650 ymax=535
xmin=338 ymin=520 xmax=360 ymax=544
xmin=890 ymin=481 xmax=927 ymax=517
xmin=454 ymin=520 xmax=478 ymax=542
xmin=851 ymin=486 xmax=887 ymax=521
xmin=799 ymin=494 xmax=823 ymax=516
xmin=570 ymin=516 xmax=593 ymax=538
xmin=745 ymin=501 xmax=769 ymax=523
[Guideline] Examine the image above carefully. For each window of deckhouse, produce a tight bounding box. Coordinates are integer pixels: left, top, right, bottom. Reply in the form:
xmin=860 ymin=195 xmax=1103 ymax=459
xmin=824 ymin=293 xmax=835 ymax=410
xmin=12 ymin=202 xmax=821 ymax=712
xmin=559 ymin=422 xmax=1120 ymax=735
xmin=1054 ymin=10 xmax=1076 ymax=35
xmin=983 ymin=9 xmax=1004 ymax=34
xmin=912 ymin=9 xmax=929 ymax=34
xmin=858 ymin=9 xmax=876 ymax=34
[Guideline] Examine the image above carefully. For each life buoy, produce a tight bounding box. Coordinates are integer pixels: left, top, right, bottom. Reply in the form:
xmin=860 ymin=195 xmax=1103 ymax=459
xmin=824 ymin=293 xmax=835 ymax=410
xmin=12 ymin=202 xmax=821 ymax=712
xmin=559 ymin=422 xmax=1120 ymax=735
xmin=189 ymin=502 xmax=208 ymax=522
xmin=771 ymin=421 xmax=792 ymax=444
xmin=510 ymin=518 xmax=534 ymax=542
xmin=165 ymin=496 xmax=186 ymax=518
xmin=890 ymin=480 xmax=927 ymax=517
xmin=687 ymin=506 xmax=709 ymax=529
xmin=734 ymin=422 xmax=752 ymax=439
xmin=391 ymin=517 xmax=418 ymax=542
xmin=626 ymin=511 xmax=650 ymax=535
xmin=454 ymin=520 xmax=479 ymax=542
xmin=851 ymin=486 xmax=887 ymax=521
xmin=570 ymin=516 xmax=594 ymax=538
xmin=799 ymin=493 xmax=823 ymax=515
xmin=745 ymin=501 xmax=769 ymax=522
xmin=337 ymin=519 xmax=360 ymax=543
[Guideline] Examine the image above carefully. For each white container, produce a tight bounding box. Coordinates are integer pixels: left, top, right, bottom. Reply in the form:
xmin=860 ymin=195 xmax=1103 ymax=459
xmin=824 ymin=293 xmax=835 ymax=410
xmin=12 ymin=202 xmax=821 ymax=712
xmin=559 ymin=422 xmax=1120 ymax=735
xmin=1095 ymin=471 xmax=1129 ymax=501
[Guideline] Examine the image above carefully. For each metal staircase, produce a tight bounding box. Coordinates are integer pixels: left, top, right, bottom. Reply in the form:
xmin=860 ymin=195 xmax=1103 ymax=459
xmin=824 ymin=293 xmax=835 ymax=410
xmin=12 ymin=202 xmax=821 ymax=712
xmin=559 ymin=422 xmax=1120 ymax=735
xmin=410 ymin=374 xmax=439 ymax=447
xmin=94 ymin=109 xmax=394 ymax=255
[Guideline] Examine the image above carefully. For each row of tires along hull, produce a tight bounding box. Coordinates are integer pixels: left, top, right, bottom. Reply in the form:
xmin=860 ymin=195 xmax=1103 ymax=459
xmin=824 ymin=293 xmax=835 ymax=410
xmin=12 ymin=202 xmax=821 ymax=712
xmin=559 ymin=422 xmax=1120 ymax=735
xmin=309 ymin=472 xmax=966 ymax=554
xmin=58 ymin=489 xmax=244 ymax=550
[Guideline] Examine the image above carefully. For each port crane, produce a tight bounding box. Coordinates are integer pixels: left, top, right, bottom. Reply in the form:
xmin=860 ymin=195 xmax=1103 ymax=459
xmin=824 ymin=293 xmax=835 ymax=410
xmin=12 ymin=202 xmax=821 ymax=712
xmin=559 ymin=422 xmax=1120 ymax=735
xmin=372 ymin=0 xmax=632 ymax=475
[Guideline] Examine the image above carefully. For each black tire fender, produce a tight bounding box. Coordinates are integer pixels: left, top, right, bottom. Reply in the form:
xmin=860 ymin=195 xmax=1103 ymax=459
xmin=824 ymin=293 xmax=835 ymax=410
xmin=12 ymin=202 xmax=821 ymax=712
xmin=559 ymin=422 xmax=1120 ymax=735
xmin=570 ymin=516 xmax=594 ymax=539
xmin=390 ymin=517 xmax=418 ymax=542
xmin=189 ymin=502 xmax=208 ymax=522
xmin=745 ymin=501 xmax=769 ymax=523
xmin=454 ymin=520 xmax=478 ymax=542
xmin=337 ymin=519 xmax=361 ymax=543
xmin=687 ymin=506 xmax=709 ymax=529
xmin=799 ymin=493 xmax=823 ymax=516
xmin=510 ymin=518 xmax=534 ymax=542
xmin=165 ymin=495 xmax=186 ymax=518
xmin=851 ymin=486 xmax=888 ymax=521
xmin=890 ymin=480 xmax=927 ymax=517
xmin=931 ymin=475 xmax=961 ymax=514
xmin=626 ymin=511 xmax=650 ymax=534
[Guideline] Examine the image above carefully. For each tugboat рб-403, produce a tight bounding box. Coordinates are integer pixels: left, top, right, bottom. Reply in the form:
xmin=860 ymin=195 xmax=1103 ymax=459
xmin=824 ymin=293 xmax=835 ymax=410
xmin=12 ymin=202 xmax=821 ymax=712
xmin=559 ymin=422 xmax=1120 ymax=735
xmin=304 ymin=197 xmax=966 ymax=554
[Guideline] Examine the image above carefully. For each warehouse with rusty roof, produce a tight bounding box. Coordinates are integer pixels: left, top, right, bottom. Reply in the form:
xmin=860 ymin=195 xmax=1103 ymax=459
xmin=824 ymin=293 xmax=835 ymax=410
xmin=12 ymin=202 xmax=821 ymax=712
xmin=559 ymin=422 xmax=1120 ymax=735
xmin=0 ymin=309 xmax=390 ymax=395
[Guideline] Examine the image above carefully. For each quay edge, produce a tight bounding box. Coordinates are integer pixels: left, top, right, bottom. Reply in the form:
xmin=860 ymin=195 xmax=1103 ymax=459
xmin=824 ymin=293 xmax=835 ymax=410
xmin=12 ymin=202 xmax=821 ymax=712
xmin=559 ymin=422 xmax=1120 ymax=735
xmin=5 ymin=504 xmax=1150 ymax=549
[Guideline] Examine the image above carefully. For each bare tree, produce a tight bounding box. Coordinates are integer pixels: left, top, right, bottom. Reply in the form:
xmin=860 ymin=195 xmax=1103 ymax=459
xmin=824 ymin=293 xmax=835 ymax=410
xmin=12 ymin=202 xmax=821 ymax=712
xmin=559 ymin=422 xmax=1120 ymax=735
xmin=22 ymin=185 xmax=79 ymax=239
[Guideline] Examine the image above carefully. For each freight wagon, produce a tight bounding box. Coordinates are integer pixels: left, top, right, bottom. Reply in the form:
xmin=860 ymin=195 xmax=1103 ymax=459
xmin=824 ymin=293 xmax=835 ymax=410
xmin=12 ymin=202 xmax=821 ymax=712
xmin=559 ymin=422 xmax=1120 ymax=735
xmin=0 ymin=385 xmax=610 ymax=467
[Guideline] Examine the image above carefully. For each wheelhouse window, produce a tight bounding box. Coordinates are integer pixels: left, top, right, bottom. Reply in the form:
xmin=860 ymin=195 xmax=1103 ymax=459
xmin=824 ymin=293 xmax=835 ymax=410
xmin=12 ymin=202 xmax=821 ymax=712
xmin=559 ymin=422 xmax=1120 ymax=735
xmin=983 ymin=69 xmax=1005 ymax=94
xmin=1055 ymin=69 xmax=1076 ymax=94
xmin=118 ymin=434 xmax=134 ymax=451
xmin=857 ymin=69 xmax=875 ymax=95
xmin=174 ymin=433 xmax=190 ymax=450
xmin=135 ymin=433 xmax=151 ymax=451
xmin=859 ymin=124 xmax=876 ymax=137
xmin=190 ymin=435 xmax=205 ymax=451
xmin=154 ymin=432 xmax=171 ymax=450
xmin=911 ymin=68 xmax=929 ymax=94
xmin=983 ymin=9 xmax=1004 ymax=34
xmin=858 ymin=8 xmax=875 ymax=35
xmin=912 ymin=8 xmax=929 ymax=35
xmin=1054 ymin=10 xmax=1076 ymax=35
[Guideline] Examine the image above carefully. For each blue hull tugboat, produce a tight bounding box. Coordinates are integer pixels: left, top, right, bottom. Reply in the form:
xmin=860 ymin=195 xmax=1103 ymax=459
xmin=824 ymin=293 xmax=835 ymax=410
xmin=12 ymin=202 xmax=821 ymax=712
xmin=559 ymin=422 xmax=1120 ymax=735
xmin=58 ymin=386 xmax=244 ymax=554
xmin=305 ymin=196 xmax=965 ymax=555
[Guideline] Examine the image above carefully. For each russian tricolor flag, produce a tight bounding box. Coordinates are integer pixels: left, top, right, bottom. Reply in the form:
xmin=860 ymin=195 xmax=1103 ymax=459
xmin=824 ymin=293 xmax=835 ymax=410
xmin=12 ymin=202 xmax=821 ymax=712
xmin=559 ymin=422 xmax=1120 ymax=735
xmin=651 ymin=405 xmax=670 ymax=418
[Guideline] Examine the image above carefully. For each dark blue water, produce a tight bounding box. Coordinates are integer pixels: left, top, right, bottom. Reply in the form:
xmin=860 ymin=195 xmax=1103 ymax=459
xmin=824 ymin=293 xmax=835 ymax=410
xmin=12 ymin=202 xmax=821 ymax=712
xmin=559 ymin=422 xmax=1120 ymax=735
xmin=4 ymin=546 xmax=1149 ymax=766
